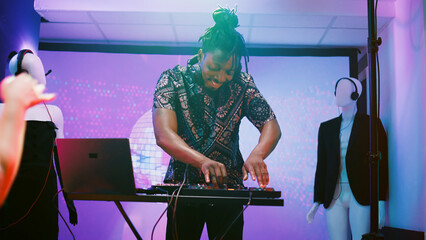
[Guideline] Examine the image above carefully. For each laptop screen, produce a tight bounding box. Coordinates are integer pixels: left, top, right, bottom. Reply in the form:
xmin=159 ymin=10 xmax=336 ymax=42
xmin=56 ymin=138 xmax=136 ymax=195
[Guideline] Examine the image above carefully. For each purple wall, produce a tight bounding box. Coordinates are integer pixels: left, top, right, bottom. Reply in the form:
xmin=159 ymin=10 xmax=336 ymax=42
xmin=38 ymin=51 xmax=349 ymax=239
xmin=0 ymin=0 xmax=41 ymax=80
xmin=378 ymin=0 xmax=426 ymax=234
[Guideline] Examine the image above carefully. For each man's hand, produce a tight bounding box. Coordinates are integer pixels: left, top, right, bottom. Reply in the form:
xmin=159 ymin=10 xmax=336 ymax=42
xmin=0 ymin=73 xmax=56 ymax=108
xmin=201 ymin=158 xmax=227 ymax=187
xmin=242 ymin=119 xmax=280 ymax=188
xmin=243 ymin=153 xmax=269 ymax=188
xmin=0 ymin=73 xmax=56 ymax=207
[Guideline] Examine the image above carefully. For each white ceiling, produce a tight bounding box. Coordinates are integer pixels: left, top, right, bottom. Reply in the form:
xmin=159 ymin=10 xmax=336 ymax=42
xmin=35 ymin=0 xmax=396 ymax=48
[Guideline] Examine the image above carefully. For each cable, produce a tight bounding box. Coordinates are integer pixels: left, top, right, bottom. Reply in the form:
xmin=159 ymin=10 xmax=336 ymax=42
xmin=376 ymin=53 xmax=381 ymax=119
xmin=0 ymin=144 xmax=54 ymax=230
xmin=43 ymin=101 xmax=54 ymax=122
xmin=334 ymin=104 xmax=357 ymax=201
xmin=52 ymin=189 xmax=76 ymax=240
xmin=151 ymin=164 xmax=189 ymax=240
xmin=374 ymin=0 xmax=382 ymax=142
xmin=150 ymin=189 xmax=178 ymax=240
xmin=150 ymin=205 xmax=168 ymax=240
xmin=375 ymin=0 xmax=381 ymax=119
xmin=171 ymin=165 xmax=189 ymax=240
xmin=375 ymin=0 xmax=379 ymax=34
xmin=213 ymin=191 xmax=253 ymax=240
xmin=172 ymin=185 xmax=183 ymax=240
xmin=0 ymin=102 xmax=57 ymax=231
xmin=339 ymin=104 xmax=357 ymax=138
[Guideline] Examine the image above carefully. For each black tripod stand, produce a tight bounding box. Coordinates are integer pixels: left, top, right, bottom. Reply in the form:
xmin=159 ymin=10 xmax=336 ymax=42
xmin=362 ymin=0 xmax=384 ymax=239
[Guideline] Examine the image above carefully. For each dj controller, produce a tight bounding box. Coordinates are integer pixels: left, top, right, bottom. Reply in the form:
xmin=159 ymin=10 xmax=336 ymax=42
xmin=144 ymin=183 xmax=282 ymax=199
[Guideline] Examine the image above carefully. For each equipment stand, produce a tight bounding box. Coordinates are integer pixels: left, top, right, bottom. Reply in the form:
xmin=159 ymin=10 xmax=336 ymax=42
xmin=114 ymin=201 xmax=143 ymax=240
xmin=362 ymin=0 xmax=384 ymax=239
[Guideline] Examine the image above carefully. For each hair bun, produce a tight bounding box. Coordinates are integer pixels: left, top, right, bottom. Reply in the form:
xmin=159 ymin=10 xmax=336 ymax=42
xmin=212 ymin=7 xmax=239 ymax=31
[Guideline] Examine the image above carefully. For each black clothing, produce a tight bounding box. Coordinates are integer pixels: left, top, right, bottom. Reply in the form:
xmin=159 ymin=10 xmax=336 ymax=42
xmin=314 ymin=113 xmax=389 ymax=208
xmin=0 ymin=121 xmax=58 ymax=240
xmin=166 ymin=202 xmax=244 ymax=240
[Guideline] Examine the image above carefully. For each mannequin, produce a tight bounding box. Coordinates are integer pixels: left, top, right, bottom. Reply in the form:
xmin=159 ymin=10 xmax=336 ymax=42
xmin=0 ymin=50 xmax=64 ymax=239
xmin=306 ymin=77 xmax=388 ymax=240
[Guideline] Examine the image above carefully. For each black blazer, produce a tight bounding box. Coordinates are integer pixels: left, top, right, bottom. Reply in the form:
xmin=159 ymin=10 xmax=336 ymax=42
xmin=313 ymin=113 xmax=388 ymax=208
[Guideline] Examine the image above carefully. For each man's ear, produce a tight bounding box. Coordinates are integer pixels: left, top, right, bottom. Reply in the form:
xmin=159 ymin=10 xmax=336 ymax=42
xmin=197 ymin=49 xmax=204 ymax=63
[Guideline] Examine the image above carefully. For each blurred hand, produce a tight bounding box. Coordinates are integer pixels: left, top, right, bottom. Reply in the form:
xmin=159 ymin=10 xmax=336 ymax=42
xmin=0 ymin=73 xmax=56 ymax=109
xmin=243 ymin=154 xmax=269 ymax=188
xmin=306 ymin=202 xmax=320 ymax=224
xmin=201 ymin=158 xmax=227 ymax=187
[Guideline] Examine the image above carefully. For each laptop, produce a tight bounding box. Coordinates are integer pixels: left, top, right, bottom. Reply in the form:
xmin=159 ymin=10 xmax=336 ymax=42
xmin=56 ymin=138 xmax=137 ymax=195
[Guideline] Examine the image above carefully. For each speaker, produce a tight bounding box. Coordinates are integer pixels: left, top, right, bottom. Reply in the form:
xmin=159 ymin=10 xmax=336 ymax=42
xmin=334 ymin=77 xmax=359 ymax=101
xmin=15 ymin=49 xmax=34 ymax=75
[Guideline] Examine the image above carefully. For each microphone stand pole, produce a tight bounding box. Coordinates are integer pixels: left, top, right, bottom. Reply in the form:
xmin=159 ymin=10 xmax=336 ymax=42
xmin=362 ymin=0 xmax=383 ymax=239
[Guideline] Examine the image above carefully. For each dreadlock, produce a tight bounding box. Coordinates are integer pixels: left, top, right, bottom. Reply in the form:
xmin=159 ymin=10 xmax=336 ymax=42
xmin=198 ymin=6 xmax=249 ymax=73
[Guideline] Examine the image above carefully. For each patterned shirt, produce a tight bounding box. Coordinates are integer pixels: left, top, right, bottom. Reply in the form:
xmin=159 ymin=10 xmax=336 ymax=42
xmin=153 ymin=64 xmax=276 ymax=186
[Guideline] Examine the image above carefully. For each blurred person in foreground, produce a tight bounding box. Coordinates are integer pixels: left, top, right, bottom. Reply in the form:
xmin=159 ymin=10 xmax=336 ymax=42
xmin=0 ymin=73 xmax=56 ymax=207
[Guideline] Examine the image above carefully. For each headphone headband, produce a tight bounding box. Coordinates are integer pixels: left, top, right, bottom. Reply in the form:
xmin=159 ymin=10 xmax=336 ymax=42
xmin=16 ymin=49 xmax=33 ymax=75
xmin=334 ymin=77 xmax=359 ymax=101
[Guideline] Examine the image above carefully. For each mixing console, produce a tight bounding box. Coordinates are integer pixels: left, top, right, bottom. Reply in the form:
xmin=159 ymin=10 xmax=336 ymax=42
xmin=145 ymin=184 xmax=281 ymax=199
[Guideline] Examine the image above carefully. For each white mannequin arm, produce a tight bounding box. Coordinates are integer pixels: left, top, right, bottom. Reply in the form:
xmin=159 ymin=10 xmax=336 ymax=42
xmin=306 ymin=202 xmax=320 ymax=223
xmin=51 ymin=105 xmax=64 ymax=139
xmin=379 ymin=200 xmax=385 ymax=229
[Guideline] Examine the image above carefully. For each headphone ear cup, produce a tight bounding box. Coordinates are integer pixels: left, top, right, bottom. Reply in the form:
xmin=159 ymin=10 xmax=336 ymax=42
xmin=351 ymin=92 xmax=359 ymax=100
xmin=8 ymin=51 xmax=17 ymax=61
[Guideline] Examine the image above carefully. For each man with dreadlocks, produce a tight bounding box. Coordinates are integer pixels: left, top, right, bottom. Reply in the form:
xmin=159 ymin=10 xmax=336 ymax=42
xmin=153 ymin=7 xmax=281 ymax=240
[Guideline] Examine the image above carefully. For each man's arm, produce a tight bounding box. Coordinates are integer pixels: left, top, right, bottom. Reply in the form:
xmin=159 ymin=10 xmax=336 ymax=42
xmin=243 ymin=119 xmax=281 ymax=187
xmin=153 ymin=108 xmax=227 ymax=185
xmin=0 ymin=100 xmax=27 ymax=207
xmin=0 ymin=74 xmax=56 ymax=207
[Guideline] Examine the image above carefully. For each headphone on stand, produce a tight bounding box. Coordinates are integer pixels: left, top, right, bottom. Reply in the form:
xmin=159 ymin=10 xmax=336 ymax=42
xmin=8 ymin=49 xmax=52 ymax=78
xmin=334 ymin=77 xmax=360 ymax=101
xmin=7 ymin=49 xmax=34 ymax=75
